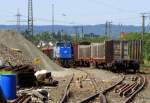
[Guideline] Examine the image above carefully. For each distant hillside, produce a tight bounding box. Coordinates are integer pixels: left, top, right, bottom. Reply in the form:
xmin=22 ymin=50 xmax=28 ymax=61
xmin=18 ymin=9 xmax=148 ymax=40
xmin=0 ymin=24 xmax=146 ymax=37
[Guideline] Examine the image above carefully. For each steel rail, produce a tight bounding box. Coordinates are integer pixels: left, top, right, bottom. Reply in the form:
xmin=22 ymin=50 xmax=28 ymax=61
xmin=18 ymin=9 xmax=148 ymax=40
xmin=79 ymin=75 xmax=125 ymax=103
xmin=124 ymin=75 xmax=146 ymax=103
xmin=59 ymin=74 xmax=74 ymax=103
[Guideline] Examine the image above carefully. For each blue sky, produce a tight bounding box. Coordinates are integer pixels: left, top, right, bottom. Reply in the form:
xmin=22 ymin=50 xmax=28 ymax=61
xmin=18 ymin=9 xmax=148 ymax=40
xmin=0 ymin=0 xmax=150 ymax=25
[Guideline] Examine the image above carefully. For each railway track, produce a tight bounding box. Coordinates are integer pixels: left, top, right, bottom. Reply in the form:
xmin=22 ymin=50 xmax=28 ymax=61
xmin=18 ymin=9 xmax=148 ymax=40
xmin=77 ymin=74 xmax=146 ymax=103
xmin=59 ymin=74 xmax=74 ymax=103
xmin=77 ymin=69 xmax=99 ymax=92
xmin=124 ymin=75 xmax=146 ymax=103
xmin=59 ymin=69 xmax=100 ymax=103
xmin=78 ymin=74 xmax=125 ymax=103
xmin=104 ymin=74 xmax=146 ymax=103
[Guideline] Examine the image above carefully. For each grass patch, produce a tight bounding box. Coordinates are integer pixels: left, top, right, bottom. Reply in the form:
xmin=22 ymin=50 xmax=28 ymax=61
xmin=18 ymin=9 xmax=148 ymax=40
xmin=142 ymin=63 xmax=150 ymax=68
xmin=0 ymin=70 xmax=13 ymax=75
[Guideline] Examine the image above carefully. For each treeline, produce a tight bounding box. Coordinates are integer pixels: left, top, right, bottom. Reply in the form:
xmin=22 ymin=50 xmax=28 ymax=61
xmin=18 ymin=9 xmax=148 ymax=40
xmin=124 ymin=32 xmax=150 ymax=63
xmin=21 ymin=31 xmax=109 ymax=44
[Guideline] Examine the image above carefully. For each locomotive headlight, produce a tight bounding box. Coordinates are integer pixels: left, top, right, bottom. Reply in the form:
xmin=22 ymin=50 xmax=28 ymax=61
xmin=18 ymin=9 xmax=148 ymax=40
xmin=64 ymin=50 xmax=67 ymax=53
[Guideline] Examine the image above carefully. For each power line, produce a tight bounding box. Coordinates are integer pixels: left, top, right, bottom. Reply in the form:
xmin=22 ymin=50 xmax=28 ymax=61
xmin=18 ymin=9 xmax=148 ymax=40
xmin=87 ymin=0 xmax=139 ymax=13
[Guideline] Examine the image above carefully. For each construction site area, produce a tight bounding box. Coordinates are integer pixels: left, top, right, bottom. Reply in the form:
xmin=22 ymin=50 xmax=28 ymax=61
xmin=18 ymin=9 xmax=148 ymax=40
xmin=0 ymin=0 xmax=150 ymax=103
xmin=0 ymin=30 xmax=149 ymax=103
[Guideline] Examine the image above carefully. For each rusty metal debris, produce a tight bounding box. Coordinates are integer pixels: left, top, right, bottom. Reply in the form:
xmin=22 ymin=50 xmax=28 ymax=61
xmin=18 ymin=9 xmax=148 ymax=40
xmin=32 ymin=90 xmax=48 ymax=102
xmin=12 ymin=94 xmax=31 ymax=103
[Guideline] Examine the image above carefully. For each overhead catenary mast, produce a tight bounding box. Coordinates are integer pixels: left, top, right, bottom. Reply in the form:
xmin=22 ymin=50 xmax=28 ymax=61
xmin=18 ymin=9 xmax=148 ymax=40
xmin=81 ymin=26 xmax=84 ymax=39
xmin=105 ymin=21 xmax=108 ymax=36
xmin=16 ymin=9 xmax=22 ymax=31
xmin=7 ymin=9 xmax=26 ymax=32
xmin=108 ymin=21 xmax=112 ymax=39
xmin=140 ymin=13 xmax=150 ymax=62
xmin=51 ymin=1 xmax=55 ymax=36
xmin=28 ymin=0 xmax=34 ymax=36
xmin=141 ymin=13 xmax=150 ymax=40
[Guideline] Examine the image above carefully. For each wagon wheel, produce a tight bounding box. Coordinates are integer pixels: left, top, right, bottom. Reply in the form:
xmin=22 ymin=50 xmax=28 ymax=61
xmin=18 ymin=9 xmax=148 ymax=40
xmin=97 ymin=64 xmax=104 ymax=69
xmin=112 ymin=64 xmax=118 ymax=73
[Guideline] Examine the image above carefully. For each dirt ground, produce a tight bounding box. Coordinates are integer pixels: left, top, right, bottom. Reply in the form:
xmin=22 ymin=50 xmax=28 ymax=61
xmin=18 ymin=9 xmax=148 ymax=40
xmin=11 ymin=67 xmax=150 ymax=103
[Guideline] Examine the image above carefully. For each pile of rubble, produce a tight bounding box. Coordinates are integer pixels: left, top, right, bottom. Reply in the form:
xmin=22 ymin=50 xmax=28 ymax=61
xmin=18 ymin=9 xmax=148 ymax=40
xmin=0 ymin=43 xmax=32 ymax=66
xmin=0 ymin=30 xmax=62 ymax=71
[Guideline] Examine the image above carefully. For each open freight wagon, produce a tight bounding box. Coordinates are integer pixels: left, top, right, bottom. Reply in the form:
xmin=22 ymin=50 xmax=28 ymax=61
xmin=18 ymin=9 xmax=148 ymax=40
xmin=72 ymin=42 xmax=91 ymax=67
xmin=91 ymin=40 xmax=142 ymax=72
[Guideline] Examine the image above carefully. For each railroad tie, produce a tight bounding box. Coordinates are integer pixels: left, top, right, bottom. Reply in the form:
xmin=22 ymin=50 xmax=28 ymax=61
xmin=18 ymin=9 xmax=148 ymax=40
xmin=122 ymin=82 xmax=137 ymax=97
xmin=125 ymin=83 xmax=139 ymax=97
xmin=115 ymin=83 xmax=126 ymax=93
xmin=116 ymin=84 xmax=129 ymax=93
xmin=119 ymin=84 xmax=133 ymax=97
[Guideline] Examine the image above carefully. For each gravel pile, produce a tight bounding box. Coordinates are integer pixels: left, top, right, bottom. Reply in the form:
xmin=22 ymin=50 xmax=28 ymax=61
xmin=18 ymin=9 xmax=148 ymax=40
xmin=0 ymin=43 xmax=32 ymax=66
xmin=0 ymin=30 xmax=62 ymax=71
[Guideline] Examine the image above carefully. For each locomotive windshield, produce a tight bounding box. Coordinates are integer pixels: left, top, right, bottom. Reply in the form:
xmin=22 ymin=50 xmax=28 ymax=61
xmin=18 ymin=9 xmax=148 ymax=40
xmin=56 ymin=42 xmax=71 ymax=47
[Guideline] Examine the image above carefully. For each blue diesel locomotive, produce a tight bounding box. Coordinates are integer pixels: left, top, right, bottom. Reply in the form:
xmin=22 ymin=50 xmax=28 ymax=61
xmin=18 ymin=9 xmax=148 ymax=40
xmin=54 ymin=42 xmax=74 ymax=67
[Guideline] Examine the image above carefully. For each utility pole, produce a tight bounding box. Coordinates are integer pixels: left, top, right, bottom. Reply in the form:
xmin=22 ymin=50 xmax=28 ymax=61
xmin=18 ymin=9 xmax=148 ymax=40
xmin=108 ymin=21 xmax=112 ymax=39
xmin=81 ymin=26 xmax=84 ymax=39
xmin=141 ymin=13 xmax=150 ymax=39
xmin=28 ymin=0 xmax=34 ymax=36
xmin=140 ymin=13 xmax=150 ymax=63
xmin=74 ymin=26 xmax=78 ymax=43
xmin=52 ymin=3 xmax=55 ymax=36
xmin=141 ymin=14 xmax=146 ymax=40
xmin=120 ymin=24 xmax=123 ymax=33
xmin=7 ymin=9 xmax=26 ymax=32
xmin=105 ymin=21 xmax=108 ymax=36
xmin=15 ymin=9 xmax=22 ymax=31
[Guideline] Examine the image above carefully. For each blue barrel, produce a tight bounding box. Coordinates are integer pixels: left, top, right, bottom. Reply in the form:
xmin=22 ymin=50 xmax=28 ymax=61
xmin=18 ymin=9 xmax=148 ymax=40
xmin=0 ymin=74 xmax=16 ymax=100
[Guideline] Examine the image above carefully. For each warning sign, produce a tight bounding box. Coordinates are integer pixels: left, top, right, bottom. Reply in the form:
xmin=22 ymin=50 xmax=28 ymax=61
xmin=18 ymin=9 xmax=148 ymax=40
xmin=32 ymin=57 xmax=41 ymax=65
